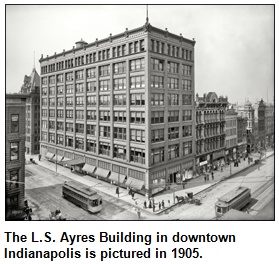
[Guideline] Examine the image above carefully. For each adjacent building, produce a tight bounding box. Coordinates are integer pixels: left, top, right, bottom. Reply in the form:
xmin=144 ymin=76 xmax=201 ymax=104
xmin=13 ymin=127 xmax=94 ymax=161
xmin=225 ymin=106 xmax=238 ymax=161
xmin=19 ymin=68 xmax=41 ymax=154
xmin=265 ymin=103 xmax=274 ymax=148
xmin=39 ymin=20 xmax=196 ymax=196
xmin=6 ymin=94 xmax=29 ymax=220
xmin=195 ymin=92 xmax=227 ymax=173
xmin=253 ymin=99 xmax=266 ymax=149
xmin=237 ymin=115 xmax=247 ymax=157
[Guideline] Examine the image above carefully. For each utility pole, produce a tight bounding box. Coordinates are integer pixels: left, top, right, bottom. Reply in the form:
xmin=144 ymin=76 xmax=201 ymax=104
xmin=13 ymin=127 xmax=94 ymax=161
xmin=117 ymin=172 xmax=120 ymax=198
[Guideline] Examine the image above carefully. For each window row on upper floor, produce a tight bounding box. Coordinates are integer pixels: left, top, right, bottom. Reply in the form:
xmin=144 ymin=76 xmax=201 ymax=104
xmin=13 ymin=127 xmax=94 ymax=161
xmin=41 ymin=39 xmax=146 ymax=75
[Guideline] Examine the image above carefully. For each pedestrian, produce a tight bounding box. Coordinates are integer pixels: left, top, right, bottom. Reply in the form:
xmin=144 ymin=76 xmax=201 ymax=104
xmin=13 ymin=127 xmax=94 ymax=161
xmin=204 ymin=175 xmax=207 ymax=182
xmin=182 ymin=182 xmax=185 ymax=189
xmin=162 ymin=200 xmax=165 ymax=209
xmin=137 ymin=209 xmax=141 ymax=219
xmin=116 ymin=187 xmax=119 ymax=195
xmin=159 ymin=202 xmax=161 ymax=210
xmin=143 ymin=201 xmax=147 ymax=209
xmin=153 ymin=203 xmax=155 ymax=212
xmin=132 ymin=192 xmax=135 ymax=200
xmin=38 ymin=154 xmax=41 ymax=161
xmin=148 ymin=200 xmax=152 ymax=208
xmin=211 ymin=171 xmax=214 ymax=180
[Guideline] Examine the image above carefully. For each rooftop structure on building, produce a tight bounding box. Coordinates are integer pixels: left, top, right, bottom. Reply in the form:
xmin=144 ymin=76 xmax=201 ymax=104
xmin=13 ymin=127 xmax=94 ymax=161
xmin=39 ymin=18 xmax=196 ymax=197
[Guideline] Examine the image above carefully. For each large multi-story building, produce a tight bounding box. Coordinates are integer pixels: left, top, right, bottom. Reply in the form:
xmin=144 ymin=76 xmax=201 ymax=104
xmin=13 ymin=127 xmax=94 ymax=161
xmin=237 ymin=115 xmax=247 ymax=157
xmin=237 ymin=100 xmax=255 ymax=153
xmin=195 ymin=92 xmax=227 ymax=173
xmin=39 ymin=20 xmax=196 ymax=196
xmin=265 ymin=103 xmax=274 ymax=148
xmin=225 ymin=106 xmax=238 ymax=161
xmin=6 ymin=94 xmax=29 ymax=220
xmin=253 ymin=99 xmax=266 ymax=149
xmin=19 ymin=68 xmax=41 ymax=154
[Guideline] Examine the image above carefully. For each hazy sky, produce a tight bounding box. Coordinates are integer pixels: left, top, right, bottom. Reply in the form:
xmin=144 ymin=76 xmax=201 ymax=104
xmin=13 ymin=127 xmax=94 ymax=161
xmin=6 ymin=5 xmax=274 ymax=104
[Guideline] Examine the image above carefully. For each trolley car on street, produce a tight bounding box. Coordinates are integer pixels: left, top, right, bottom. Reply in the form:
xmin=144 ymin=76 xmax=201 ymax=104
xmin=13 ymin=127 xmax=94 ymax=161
xmin=215 ymin=186 xmax=251 ymax=218
xmin=62 ymin=181 xmax=102 ymax=213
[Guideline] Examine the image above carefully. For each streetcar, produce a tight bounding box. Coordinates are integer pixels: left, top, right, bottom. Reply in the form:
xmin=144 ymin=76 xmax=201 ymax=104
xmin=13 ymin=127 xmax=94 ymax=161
xmin=215 ymin=186 xmax=251 ymax=218
xmin=62 ymin=181 xmax=102 ymax=213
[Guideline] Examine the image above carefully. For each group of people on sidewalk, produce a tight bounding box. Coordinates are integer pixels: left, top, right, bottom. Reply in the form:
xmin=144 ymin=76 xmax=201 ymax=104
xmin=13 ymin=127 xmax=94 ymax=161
xmin=143 ymin=199 xmax=165 ymax=212
xmin=204 ymin=171 xmax=214 ymax=182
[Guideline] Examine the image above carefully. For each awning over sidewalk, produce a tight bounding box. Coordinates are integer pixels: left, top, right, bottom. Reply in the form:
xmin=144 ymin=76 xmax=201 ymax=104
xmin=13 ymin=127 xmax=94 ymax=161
xmin=51 ymin=155 xmax=63 ymax=162
xmin=62 ymin=159 xmax=85 ymax=166
xmin=45 ymin=152 xmax=55 ymax=159
xmin=94 ymin=168 xmax=110 ymax=179
xmin=109 ymin=172 xmax=126 ymax=184
xmin=82 ymin=164 xmax=96 ymax=174
xmin=125 ymin=177 xmax=145 ymax=190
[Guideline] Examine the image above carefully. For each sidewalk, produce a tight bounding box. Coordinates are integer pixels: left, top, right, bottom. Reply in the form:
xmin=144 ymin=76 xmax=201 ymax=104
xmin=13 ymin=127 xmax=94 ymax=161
xmin=25 ymin=148 xmax=274 ymax=219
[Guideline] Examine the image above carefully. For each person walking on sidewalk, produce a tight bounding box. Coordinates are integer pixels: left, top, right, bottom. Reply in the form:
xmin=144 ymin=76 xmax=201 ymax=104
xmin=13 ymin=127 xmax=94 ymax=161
xmin=153 ymin=203 xmax=155 ymax=212
xmin=143 ymin=201 xmax=147 ymax=209
xmin=204 ymin=175 xmax=207 ymax=182
xmin=162 ymin=200 xmax=165 ymax=209
xmin=38 ymin=154 xmax=41 ymax=161
xmin=148 ymin=200 xmax=152 ymax=209
xmin=116 ymin=187 xmax=119 ymax=195
xmin=158 ymin=202 xmax=161 ymax=210
xmin=131 ymin=192 xmax=135 ymax=200
xmin=211 ymin=171 xmax=214 ymax=180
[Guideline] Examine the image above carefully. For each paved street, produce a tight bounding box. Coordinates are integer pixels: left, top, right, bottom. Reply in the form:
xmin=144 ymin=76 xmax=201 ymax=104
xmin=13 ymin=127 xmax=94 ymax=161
xmin=25 ymin=149 xmax=274 ymax=220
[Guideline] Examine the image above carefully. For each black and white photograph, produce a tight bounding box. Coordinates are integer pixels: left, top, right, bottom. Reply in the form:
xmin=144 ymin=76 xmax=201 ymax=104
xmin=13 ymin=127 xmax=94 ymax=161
xmin=5 ymin=4 xmax=274 ymax=222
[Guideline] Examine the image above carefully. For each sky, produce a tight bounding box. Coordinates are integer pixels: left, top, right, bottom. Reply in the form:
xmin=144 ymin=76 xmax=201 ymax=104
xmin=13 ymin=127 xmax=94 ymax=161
xmin=6 ymin=4 xmax=274 ymax=104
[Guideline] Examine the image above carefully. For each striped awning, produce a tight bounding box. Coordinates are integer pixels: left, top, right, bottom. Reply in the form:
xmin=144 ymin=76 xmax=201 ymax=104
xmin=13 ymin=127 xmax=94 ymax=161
xmin=51 ymin=155 xmax=63 ymax=162
xmin=45 ymin=152 xmax=55 ymax=159
xmin=125 ymin=177 xmax=145 ymax=190
xmin=94 ymin=168 xmax=110 ymax=179
xmin=62 ymin=159 xmax=85 ymax=166
xmin=109 ymin=172 xmax=126 ymax=184
xmin=82 ymin=164 xmax=96 ymax=174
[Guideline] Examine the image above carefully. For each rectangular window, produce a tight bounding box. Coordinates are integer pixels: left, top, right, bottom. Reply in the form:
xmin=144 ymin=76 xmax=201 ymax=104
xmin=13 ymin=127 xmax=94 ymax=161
xmin=151 ymin=111 xmax=164 ymax=124
xmin=57 ymin=86 xmax=64 ymax=95
xmin=49 ymin=75 xmax=55 ymax=84
xmin=99 ymin=80 xmax=110 ymax=91
xmin=87 ymin=81 xmax=97 ymax=92
xmin=130 ymin=129 xmax=145 ymax=143
xmin=42 ymin=87 xmax=47 ymax=95
xmin=87 ymin=95 xmax=96 ymax=106
xmin=182 ymin=94 xmax=192 ymax=105
xmin=75 ymin=123 xmax=84 ymax=134
xmin=57 ymin=74 xmax=63 ymax=83
xmin=114 ymin=127 xmax=126 ymax=140
xmin=57 ymin=122 xmax=64 ymax=131
xmin=130 ymin=76 xmax=145 ymax=89
xmin=151 ymin=93 xmax=164 ymax=106
xmin=66 ymin=122 xmax=74 ymax=132
xmin=182 ymin=79 xmax=192 ymax=90
xmin=66 ymin=84 xmax=73 ymax=94
xmin=168 ymin=77 xmax=179 ymax=89
xmin=182 ymin=65 xmax=192 ymax=76
xmin=49 ymin=133 xmax=55 ymax=143
xmin=99 ymin=142 xmax=110 ymax=156
xmin=76 ymin=110 xmax=84 ymax=120
xmin=113 ymin=94 xmax=126 ymax=106
xmin=99 ymin=95 xmax=110 ymax=106
xmin=42 ymin=77 xmax=47 ymax=85
xmin=75 ymin=137 xmax=84 ymax=150
xmin=130 ymin=94 xmax=145 ymax=106
xmin=66 ymin=136 xmax=73 ymax=147
xmin=66 ymin=97 xmax=73 ymax=106
xmin=57 ymin=110 xmax=64 ymax=118
xmin=151 ymin=58 xmax=164 ymax=71
xmin=76 ymin=70 xmax=84 ymax=80
xmin=130 ymin=111 xmax=145 ymax=124
xmin=49 ymin=109 xmax=55 ymax=117
xmin=113 ymin=62 xmax=126 ymax=74
xmin=114 ymin=144 xmax=126 ymax=160
xmin=86 ymin=139 xmax=96 ymax=153
xmin=168 ymin=127 xmax=179 ymax=140
xmin=168 ymin=61 xmax=179 ymax=73
xmin=86 ymin=68 xmax=96 ymax=78
xmin=151 ymin=75 xmax=164 ymax=89
xmin=42 ymin=120 xmax=47 ymax=129
xmin=182 ymin=125 xmax=192 ymax=137
xmin=183 ymin=141 xmax=192 ymax=155
xmin=114 ymin=111 xmax=127 ymax=123
xmin=66 ymin=72 xmax=73 ymax=81
xmin=10 ymin=142 xmax=19 ymax=161
xmin=49 ymin=121 xmax=55 ymax=130
xmin=10 ymin=170 xmax=19 ymax=189
xmin=57 ymin=97 xmax=64 ymax=107
xmin=87 ymin=110 xmax=96 ymax=121
xmin=182 ymin=110 xmax=192 ymax=121
xmin=99 ymin=126 xmax=110 ymax=138
xmin=168 ymin=94 xmax=179 ymax=106
xmin=130 ymin=147 xmax=145 ymax=164
xmin=168 ymin=144 xmax=179 ymax=160
xmin=99 ymin=110 xmax=110 ymax=122
xmin=168 ymin=110 xmax=179 ymax=122
xmin=87 ymin=124 xmax=96 ymax=136
xmin=99 ymin=65 xmax=110 ymax=76
xmin=113 ymin=78 xmax=126 ymax=90
xmin=151 ymin=129 xmax=164 ymax=143
xmin=151 ymin=147 xmax=165 ymax=165
xmin=66 ymin=110 xmax=73 ymax=119
xmin=76 ymin=96 xmax=84 ymax=106
xmin=41 ymin=132 xmax=47 ymax=141
xmin=11 ymin=115 xmax=19 ymax=133
xmin=76 ymin=83 xmax=84 ymax=93
xmin=130 ymin=58 xmax=144 ymax=71
xmin=49 ymin=98 xmax=55 ymax=106
xmin=57 ymin=135 xmax=64 ymax=145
